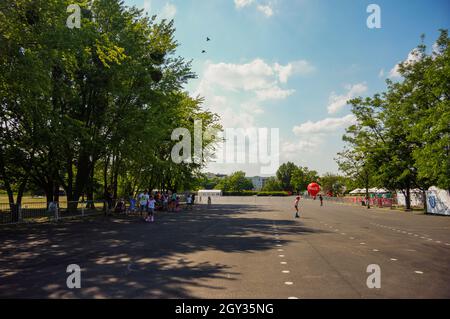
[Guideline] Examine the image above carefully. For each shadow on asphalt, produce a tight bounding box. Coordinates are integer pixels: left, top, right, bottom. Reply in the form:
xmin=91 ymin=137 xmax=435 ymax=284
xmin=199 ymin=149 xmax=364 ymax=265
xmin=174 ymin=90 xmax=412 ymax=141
xmin=0 ymin=203 xmax=327 ymax=298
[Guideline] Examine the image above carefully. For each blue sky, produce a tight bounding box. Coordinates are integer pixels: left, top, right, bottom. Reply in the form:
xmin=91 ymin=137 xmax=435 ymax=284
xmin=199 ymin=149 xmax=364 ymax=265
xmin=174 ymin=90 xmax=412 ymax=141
xmin=125 ymin=0 xmax=449 ymax=176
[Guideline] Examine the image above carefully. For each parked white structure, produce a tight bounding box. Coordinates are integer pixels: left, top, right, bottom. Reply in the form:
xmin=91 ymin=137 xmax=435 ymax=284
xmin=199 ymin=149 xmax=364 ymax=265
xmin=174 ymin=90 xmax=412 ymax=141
xmin=198 ymin=190 xmax=222 ymax=203
xmin=426 ymin=187 xmax=450 ymax=216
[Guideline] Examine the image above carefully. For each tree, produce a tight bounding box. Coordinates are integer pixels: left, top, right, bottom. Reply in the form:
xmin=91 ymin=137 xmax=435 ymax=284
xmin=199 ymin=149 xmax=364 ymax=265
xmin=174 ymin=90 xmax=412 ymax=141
xmin=337 ymin=30 xmax=450 ymax=210
xmin=276 ymin=162 xmax=297 ymax=192
xmin=262 ymin=177 xmax=283 ymax=191
xmin=291 ymin=166 xmax=319 ymax=193
xmin=0 ymin=0 xmax=222 ymax=211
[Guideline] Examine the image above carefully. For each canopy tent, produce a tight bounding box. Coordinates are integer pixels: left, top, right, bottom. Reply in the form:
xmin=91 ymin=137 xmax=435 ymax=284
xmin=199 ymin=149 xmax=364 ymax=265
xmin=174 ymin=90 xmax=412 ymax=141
xmin=349 ymin=189 xmax=363 ymax=194
xmin=198 ymin=190 xmax=223 ymax=197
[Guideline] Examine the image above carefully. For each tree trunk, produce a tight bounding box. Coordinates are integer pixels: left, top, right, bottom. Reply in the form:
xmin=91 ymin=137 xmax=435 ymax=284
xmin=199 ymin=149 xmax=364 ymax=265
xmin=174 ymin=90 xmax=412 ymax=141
xmin=422 ymin=189 xmax=427 ymax=213
xmin=405 ymin=187 xmax=412 ymax=211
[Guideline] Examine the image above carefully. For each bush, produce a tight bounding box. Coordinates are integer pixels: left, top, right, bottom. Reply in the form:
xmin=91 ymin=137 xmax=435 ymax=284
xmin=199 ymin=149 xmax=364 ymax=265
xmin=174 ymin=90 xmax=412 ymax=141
xmin=257 ymin=191 xmax=289 ymax=197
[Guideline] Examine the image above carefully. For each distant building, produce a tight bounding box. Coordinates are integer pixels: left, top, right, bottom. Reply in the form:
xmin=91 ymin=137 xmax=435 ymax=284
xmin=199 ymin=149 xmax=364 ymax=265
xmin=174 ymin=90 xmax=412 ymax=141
xmin=249 ymin=176 xmax=268 ymax=191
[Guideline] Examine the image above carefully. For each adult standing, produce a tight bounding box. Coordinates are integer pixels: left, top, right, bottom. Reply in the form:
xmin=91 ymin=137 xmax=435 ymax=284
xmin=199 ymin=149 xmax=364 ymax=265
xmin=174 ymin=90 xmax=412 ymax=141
xmin=138 ymin=190 xmax=149 ymax=216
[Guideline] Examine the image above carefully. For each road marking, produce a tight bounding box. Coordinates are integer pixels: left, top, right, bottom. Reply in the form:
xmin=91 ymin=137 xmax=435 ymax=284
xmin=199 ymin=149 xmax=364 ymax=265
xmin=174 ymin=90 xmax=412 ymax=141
xmin=445 ymin=243 xmax=450 ymax=246
xmin=415 ymin=271 xmax=424 ymax=275
xmin=278 ymin=249 xmax=284 ymax=252
xmin=282 ymin=270 xmax=290 ymax=274
xmin=373 ymin=249 xmax=379 ymax=252
xmin=436 ymin=241 xmax=441 ymax=244
xmin=414 ymin=234 xmax=419 ymax=237
xmin=285 ymin=282 xmax=294 ymax=285
xmin=390 ymin=258 xmax=398 ymax=261
xmin=276 ymin=244 xmax=283 ymax=247
xmin=279 ymin=255 xmax=285 ymax=258
xmin=280 ymin=262 xmax=287 ymax=265
xmin=360 ymin=243 xmax=366 ymax=245
xmin=341 ymin=233 xmax=346 ymax=235
xmin=349 ymin=237 xmax=355 ymax=240
xmin=288 ymin=297 xmax=299 ymax=299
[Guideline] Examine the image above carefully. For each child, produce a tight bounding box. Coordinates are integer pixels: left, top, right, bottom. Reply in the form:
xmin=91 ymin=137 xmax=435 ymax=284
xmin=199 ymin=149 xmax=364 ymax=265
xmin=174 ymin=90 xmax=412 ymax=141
xmin=186 ymin=195 xmax=193 ymax=210
xmin=128 ymin=193 xmax=136 ymax=214
xmin=146 ymin=196 xmax=156 ymax=223
xmin=294 ymin=196 xmax=301 ymax=218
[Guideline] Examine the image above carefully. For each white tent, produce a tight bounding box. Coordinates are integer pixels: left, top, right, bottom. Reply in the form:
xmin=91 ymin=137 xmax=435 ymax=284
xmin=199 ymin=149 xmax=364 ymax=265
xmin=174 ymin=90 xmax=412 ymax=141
xmin=198 ymin=190 xmax=222 ymax=197
xmin=349 ymin=189 xmax=363 ymax=194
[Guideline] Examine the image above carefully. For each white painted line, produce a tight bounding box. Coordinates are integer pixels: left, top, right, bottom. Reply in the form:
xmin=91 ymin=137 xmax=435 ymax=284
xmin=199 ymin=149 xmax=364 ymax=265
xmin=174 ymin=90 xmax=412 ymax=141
xmin=341 ymin=233 xmax=346 ymax=235
xmin=414 ymin=234 xmax=419 ymax=237
xmin=288 ymin=297 xmax=299 ymax=299
xmin=276 ymin=244 xmax=283 ymax=247
xmin=285 ymin=282 xmax=294 ymax=285
xmin=415 ymin=271 xmax=424 ymax=275
xmin=279 ymin=255 xmax=285 ymax=258
xmin=278 ymin=249 xmax=284 ymax=252
xmin=280 ymin=262 xmax=287 ymax=265
xmin=390 ymin=258 xmax=398 ymax=261
xmin=360 ymin=243 xmax=366 ymax=245
xmin=445 ymin=243 xmax=450 ymax=246
xmin=282 ymin=270 xmax=290 ymax=274
xmin=373 ymin=249 xmax=379 ymax=252
xmin=349 ymin=237 xmax=355 ymax=240
xmin=436 ymin=241 xmax=441 ymax=244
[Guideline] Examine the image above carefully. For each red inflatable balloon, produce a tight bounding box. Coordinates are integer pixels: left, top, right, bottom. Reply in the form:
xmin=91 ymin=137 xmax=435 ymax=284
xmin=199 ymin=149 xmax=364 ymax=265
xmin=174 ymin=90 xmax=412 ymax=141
xmin=307 ymin=183 xmax=321 ymax=197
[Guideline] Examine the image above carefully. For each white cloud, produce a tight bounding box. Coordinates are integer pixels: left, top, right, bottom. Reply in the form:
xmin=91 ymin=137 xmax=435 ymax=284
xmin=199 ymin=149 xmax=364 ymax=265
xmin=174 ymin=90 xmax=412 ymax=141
xmin=202 ymin=59 xmax=275 ymax=92
xmin=257 ymin=4 xmax=274 ymax=17
xmin=201 ymin=59 xmax=314 ymax=93
xmin=274 ymin=60 xmax=316 ymax=83
xmin=256 ymin=86 xmax=295 ymax=101
xmin=140 ymin=1 xmax=176 ymax=20
xmin=327 ymin=83 xmax=367 ymax=114
xmin=389 ymin=48 xmax=423 ymax=79
xmin=378 ymin=68 xmax=385 ymax=78
xmin=160 ymin=3 xmax=177 ymax=20
xmin=143 ymin=0 xmax=151 ymax=14
xmin=293 ymin=114 xmax=357 ymax=135
xmin=234 ymin=0 xmax=255 ymax=8
xmin=234 ymin=0 xmax=276 ymax=17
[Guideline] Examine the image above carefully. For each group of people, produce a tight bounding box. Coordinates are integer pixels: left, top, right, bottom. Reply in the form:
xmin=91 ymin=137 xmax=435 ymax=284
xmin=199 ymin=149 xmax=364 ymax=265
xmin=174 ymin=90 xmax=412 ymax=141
xmin=123 ymin=190 xmax=196 ymax=223
xmin=294 ymin=194 xmax=324 ymax=218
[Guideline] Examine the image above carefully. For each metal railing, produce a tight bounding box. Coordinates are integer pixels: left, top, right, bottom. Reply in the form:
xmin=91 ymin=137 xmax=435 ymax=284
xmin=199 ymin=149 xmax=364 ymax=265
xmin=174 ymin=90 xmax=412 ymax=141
xmin=303 ymin=195 xmax=397 ymax=208
xmin=0 ymin=200 xmax=106 ymax=225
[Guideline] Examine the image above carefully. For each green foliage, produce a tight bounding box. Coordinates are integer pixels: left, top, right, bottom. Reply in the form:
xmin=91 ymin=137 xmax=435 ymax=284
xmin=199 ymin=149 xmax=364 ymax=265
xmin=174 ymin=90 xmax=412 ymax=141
xmin=215 ymin=171 xmax=254 ymax=192
xmin=276 ymin=162 xmax=298 ymax=191
xmin=0 ymin=0 xmax=221 ymax=205
xmin=262 ymin=177 xmax=283 ymax=191
xmin=337 ymin=30 xmax=450 ymax=209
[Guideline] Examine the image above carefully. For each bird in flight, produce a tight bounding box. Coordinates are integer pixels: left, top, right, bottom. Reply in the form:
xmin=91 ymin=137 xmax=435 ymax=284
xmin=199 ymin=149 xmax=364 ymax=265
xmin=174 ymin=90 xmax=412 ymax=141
xmin=202 ymin=50 xmax=206 ymax=54
xmin=207 ymin=37 xmax=211 ymax=42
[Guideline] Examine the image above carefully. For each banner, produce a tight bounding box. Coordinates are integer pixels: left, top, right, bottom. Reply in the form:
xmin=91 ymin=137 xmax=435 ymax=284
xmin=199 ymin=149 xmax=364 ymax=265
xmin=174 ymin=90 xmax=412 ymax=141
xmin=426 ymin=187 xmax=450 ymax=216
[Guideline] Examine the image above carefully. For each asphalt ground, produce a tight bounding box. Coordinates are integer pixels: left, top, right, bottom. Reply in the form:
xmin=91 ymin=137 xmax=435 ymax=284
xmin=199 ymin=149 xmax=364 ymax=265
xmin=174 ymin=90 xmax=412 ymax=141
xmin=0 ymin=196 xmax=449 ymax=299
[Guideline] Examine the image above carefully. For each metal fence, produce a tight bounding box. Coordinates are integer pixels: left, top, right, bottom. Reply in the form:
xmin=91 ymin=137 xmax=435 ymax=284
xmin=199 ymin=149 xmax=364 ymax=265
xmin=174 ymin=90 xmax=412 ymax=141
xmin=304 ymin=195 xmax=397 ymax=208
xmin=0 ymin=201 xmax=106 ymax=225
